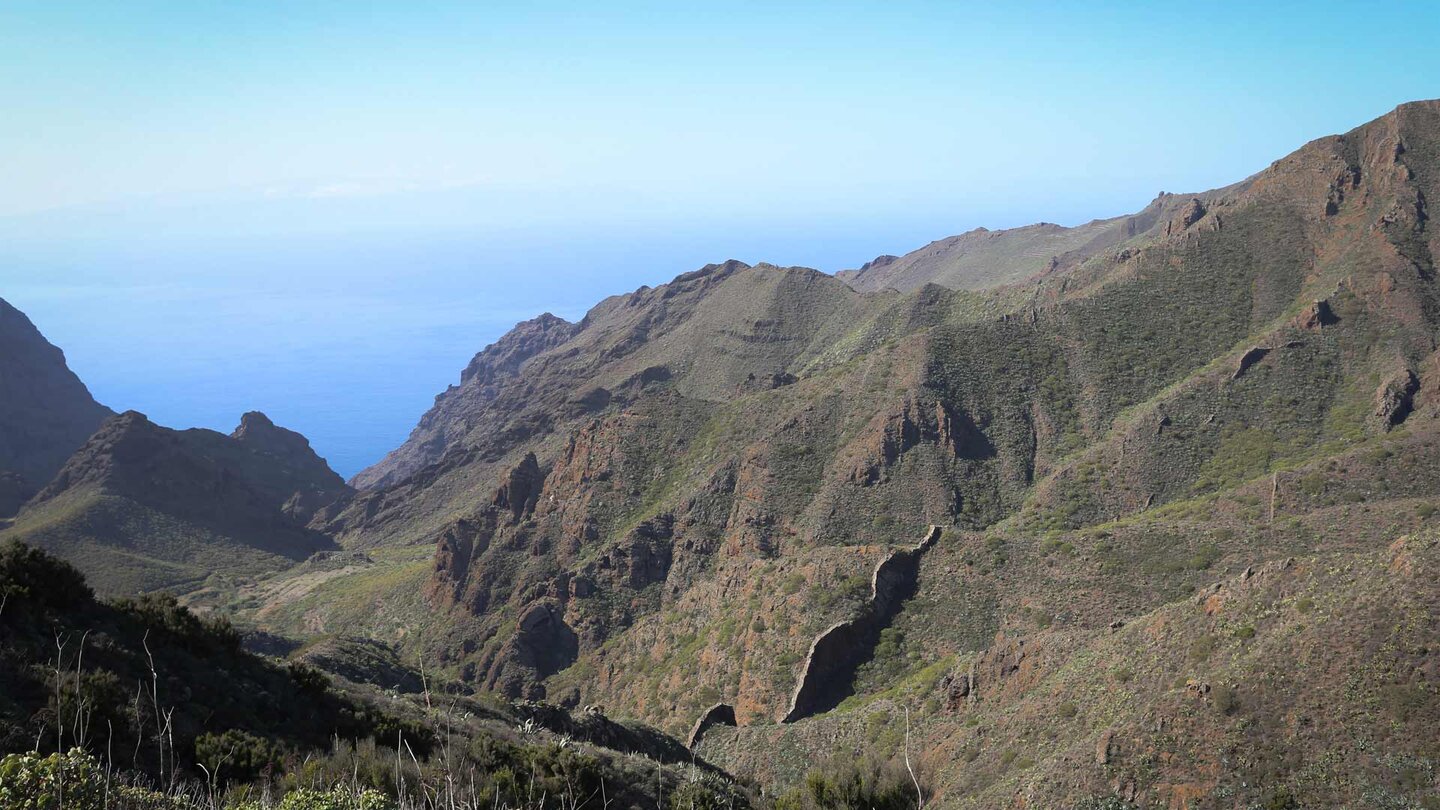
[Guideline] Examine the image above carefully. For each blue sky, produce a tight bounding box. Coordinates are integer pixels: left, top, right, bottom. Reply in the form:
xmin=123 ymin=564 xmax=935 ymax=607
xmin=2 ymin=1 xmax=1439 ymax=476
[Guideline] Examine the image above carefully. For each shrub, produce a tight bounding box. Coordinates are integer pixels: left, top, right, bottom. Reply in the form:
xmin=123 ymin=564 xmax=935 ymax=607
xmin=195 ymin=729 xmax=282 ymax=784
xmin=669 ymin=778 xmax=731 ymax=810
xmin=286 ymin=661 xmax=332 ymax=695
xmin=234 ymin=787 xmax=394 ymax=810
xmin=1188 ymin=634 xmax=1217 ymax=661
xmin=115 ymin=593 xmax=242 ymax=654
xmin=0 ymin=748 xmax=184 ymax=810
xmin=1212 ymin=684 xmax=1239 ymax=715
xmin=774 ymin=752 xmax=920 ymax=810
xmin=0 ymin=541 xmax=92 ymax=609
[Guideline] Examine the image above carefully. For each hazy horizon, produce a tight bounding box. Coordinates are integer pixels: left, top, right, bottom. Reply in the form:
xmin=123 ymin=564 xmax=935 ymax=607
xmin=5 ymin=1 xmax=1439 ymax=476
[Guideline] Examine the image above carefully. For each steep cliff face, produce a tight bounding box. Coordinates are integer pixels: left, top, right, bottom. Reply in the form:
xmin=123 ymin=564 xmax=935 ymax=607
xmin=0 ymin=298 xmax=113 ymax=508
xmin=5 ymin=410 xmax=349 ymax=593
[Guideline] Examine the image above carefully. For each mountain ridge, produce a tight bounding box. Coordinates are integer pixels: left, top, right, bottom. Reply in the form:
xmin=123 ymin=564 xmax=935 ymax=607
xmin=5 ymin=98 xmax=1440 ymax=809
xmin=0 ymin=296 xmax=113 ymax=513
xmin=4 ymin=408 xmax=352 ymax=594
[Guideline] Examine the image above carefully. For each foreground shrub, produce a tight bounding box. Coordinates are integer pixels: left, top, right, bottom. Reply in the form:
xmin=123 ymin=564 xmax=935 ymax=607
xmin=233 ymin=787 xmax=394 ymax=810
xmin=0 ymin=540 xmax=92 ymax=609
xmin=773 ymin=753 xmax=920 ymax=810
xmin=195 ymin=729 xmax=283 ymax=785
xmin=0 ymin=748 xmax=185 ymax=809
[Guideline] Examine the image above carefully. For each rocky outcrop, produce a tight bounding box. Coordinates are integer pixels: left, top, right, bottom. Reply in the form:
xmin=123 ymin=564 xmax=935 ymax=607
xmin=1164 ymin=198 xmax=1207 ymax=236
xmin=782 ymin=525 xmax=942 ymax=722
xmin=1375 ymin=368 xmax=1420 ymax=429
xmin=1294 ymin=299 xmax=1339 ymax=330
xmin=481 ymin=602 xmax=578 ymax=699
xmin=493 ymin=452 xmax=544 ymax=522
xmin=231 ymin=411 xmax=353 ymax=523
xmin=1231 ymin=346 xmax=1272 ymax=380
xmin=849 ymin=398 xmax=992 ymax=485
xmin=582 ymin=514 xmax=675 ymax=590
xmin=0 ymin=297 xmax=113 ymax=489
xmin=687 ymin=703 xmax=737 ymax=749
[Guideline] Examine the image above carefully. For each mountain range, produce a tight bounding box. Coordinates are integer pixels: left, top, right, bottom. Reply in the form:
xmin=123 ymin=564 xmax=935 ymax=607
xmin=4 ymin=99 xmax=1440 ymax=808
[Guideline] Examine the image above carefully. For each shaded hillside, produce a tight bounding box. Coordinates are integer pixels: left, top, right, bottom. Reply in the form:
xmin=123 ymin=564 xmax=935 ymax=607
xmin=0 ymin=297 xmax=113 ymax=514
xmin=2 ymin=410 xmax=353 ymax=594
xmin=0 ymin=540 xmax=748 ymax=810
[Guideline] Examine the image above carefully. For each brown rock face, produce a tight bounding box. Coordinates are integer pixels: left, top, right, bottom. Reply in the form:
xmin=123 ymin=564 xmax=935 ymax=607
xmin=480 ymin=601 xmax=579 ymax=699
xmin=493 ymin=452 xmax=544 ymax=522
xmin=0 ymin=298 xmax=113 ymax=491
xmin=1164 ymin=198 xmax=1207 ymax=235
xmin=783 ymin=526 xmax=941 ymax=722
xmin=1375 ymin=368 xmax=1420 ymax=429
xmin=849 ymin=397 xmax=993 ymax=486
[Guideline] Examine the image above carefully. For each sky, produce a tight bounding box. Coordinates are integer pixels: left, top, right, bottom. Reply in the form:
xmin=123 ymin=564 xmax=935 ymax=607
xmin=2 ymin=0 xmax=1439 ymax=477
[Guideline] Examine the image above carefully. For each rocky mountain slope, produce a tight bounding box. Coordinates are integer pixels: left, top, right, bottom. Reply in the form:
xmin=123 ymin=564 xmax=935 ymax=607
xmin=1 ymin=409 xmax=352 ymax=594
xmin=11 ymin=99 xmax=1439 ymax=808
xmin=228 ymin=99 xmax=1440 ymax=808
xmin=0 ymin=297 xmax=112 ymax=514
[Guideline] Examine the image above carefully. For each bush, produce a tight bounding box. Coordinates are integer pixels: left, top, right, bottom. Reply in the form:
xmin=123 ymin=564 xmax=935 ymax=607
xmin=1212 ymin=684 xmax=1239 ymax=715
xmin=195 ymin=729 xmax=282 ymax=784
xmin=115 ymin=593 xmax=242 ymax=655
xmin=669 ymin=777 xmax=731 ymax=810
xmin=0 ymin=541 xmax=92 ymax=609
xmin=774 ymin=752 xmax=920 ymax=810
xmin=235 ymin=787 xmax=394 ymax=810
xmin=0 ymin=748 xmax=184 ymax=810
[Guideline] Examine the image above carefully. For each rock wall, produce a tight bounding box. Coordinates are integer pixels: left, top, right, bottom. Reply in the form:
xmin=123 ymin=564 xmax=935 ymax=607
xmin=781 ymin=525 xmax=942 ymax=722
xmin=687 ymin=702 xmax=737 ymax=748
